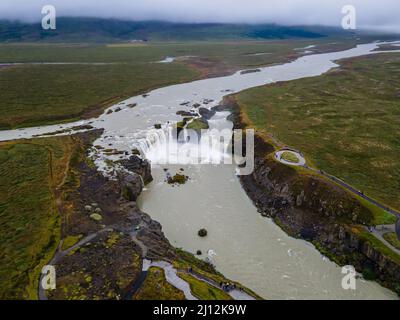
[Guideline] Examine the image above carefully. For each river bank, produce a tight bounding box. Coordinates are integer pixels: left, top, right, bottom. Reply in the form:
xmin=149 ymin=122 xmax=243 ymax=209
xmin=223 ymin=96 xmax=400 ymax=296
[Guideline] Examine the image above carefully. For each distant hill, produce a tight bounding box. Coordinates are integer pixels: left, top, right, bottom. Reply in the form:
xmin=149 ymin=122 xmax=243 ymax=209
xmin=0 ymin=17 xmax=348 ymax=42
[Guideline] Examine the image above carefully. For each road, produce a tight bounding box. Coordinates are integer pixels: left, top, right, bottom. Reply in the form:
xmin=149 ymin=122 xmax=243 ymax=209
xmin=275 ymin=149 xmax=400 ymax=219
xmin=304 ymin=165 xmax=400 ymax=219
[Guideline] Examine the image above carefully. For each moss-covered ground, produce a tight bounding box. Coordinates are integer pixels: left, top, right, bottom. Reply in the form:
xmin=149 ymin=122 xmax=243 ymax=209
xmin=235 ymin=53 xmax=400 ymax=214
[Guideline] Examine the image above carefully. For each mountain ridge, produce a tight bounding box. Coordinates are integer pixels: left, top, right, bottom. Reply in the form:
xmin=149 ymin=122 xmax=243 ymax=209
xmin=0 ymin=17 xmax=350 ymax=42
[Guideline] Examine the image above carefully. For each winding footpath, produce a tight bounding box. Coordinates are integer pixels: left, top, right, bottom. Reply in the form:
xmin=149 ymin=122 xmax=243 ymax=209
xmin=143 ymin=260 xmax=197 ymax=300
xmin=141 ymin=260 xmax=255 ymax=300
xmin=127 ymin=228 xmax=255 ymax=300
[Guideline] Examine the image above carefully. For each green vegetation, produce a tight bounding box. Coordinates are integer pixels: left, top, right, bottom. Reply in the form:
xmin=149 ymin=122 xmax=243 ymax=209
xmin=353 ymin=194 xmax=396 ymax=226
xmin=235 ymin=53 xmax=400 ymax=212
xmin=167 ymin=173 xmax=189 ymax=185
xmin=383 ymin=232 xmax=400 ymax=250
xmin=174 ymin=249 xmax=225 ymax=283
xmin=280 ymin=151 xmax=300 ymax=164
xmin=178 ymin=273 xmax=232 ymax=300
xmin=173 ymin=249 xmax=261 ymax=299
xmin=89 ymin=213 xmax=103 ymax=221
xmin=61 ymin=235 xmax=82 ymax=251
xmin=0 ymin=39 xmax=357 ymax=129
xmin=362 ymin=266 xmax=378 ymax=280
xmin=0 ymin=136 xmax=76 ymax=299
xmin=0 ymin=62 xmax=198 ymax=129
xmin=356 ymin=230 xmax=400 ymax=265
xmin=187 ymin=118 xmax=210 ymax=130
xmin=134 ymin=267 xmax=185 ymax=300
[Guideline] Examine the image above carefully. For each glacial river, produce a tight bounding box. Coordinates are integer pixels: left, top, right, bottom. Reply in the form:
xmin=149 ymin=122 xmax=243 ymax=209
xmin=1 ymin=42 xmax=399 ymax=299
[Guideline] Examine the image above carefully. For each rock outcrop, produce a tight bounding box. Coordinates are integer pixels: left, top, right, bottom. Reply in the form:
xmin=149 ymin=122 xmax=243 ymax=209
xmin=119 ymin=155 xmax=153 ymax=184
xmin=198 ymin=107 xmax=216 ymax=120
xmin=48 ymin=131 xmax=177 ymax=300
xmin=225 ymin=96 xmax=400 ymax=295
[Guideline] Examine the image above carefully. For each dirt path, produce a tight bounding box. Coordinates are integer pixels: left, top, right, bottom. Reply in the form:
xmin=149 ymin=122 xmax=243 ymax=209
xmin=369 ymin=225 xmax=400 ymax=255
xmin=139 ymin=259 xmax=256 ymax=300
xmin=143 ymin=260 xmax=198 ymax=300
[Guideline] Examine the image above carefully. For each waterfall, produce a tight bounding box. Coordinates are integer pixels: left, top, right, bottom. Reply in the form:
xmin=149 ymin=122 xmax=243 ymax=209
xmin=134 ymin=121 xmax=233 ymax=166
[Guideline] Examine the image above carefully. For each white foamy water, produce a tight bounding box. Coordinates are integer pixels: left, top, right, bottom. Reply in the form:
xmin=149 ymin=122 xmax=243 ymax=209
xmin=1 ymin=42 xmax=399 ymax=299
xmin=158 ymin=56 xmax=176 ymax=63
xmin=138 ymin=111 xmax=397 ymax=300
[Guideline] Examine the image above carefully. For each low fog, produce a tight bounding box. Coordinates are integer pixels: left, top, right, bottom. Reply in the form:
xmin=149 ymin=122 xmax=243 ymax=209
xmin=1 ymin=0 xmax=399 ymax=33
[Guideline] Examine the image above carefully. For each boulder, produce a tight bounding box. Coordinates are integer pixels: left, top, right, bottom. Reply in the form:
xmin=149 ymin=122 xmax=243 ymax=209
xmin=198 ymin=229 xmax=208 ymax=237
xmin=90 ymin=213 xmax=103 ymax=221
xmin=119 ymin=155 xmax=153 ymax=184
xmin=240 ymin=68 xmax=261 ymax=75
xmin=176 ymin=110 xmax=197 ymax=117
xmin=121 ymin=173 xmax=143 ymax=202
xmin=198 ymin=107 xmax=216 ymax=120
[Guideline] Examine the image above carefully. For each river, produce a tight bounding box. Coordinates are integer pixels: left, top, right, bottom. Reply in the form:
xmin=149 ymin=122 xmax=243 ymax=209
xmin=1 ymin=41 xmax=399 ymax=299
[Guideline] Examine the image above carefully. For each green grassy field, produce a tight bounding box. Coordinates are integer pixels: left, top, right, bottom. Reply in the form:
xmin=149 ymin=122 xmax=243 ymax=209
xmin=235 ymin=52 xmax=400 ymax=212
xmin=0 ymin=62 xmax=198 ymax=129
xmin=0 ymin=136 xmax=76 ymax=299
xmin=0 ymin=39 xmax=356 ymax=129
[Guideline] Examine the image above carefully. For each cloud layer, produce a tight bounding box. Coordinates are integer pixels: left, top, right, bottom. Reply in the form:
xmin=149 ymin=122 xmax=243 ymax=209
xmin=1 ymin=0 xmax=399 ymax=33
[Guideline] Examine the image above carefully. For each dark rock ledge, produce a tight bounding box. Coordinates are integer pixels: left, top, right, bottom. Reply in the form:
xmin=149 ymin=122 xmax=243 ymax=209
xmin=223 ymin=96 xmax=400 ymax=296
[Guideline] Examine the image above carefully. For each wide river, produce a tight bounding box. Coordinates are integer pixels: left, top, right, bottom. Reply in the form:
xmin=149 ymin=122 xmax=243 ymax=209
xmin=1 ymin=42 xmax=399 ymax=299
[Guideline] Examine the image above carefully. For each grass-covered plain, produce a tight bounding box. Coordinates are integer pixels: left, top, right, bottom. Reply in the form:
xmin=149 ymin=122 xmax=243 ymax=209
xmin=280 ymin=151 xmax=300 ymax=163
xmin=0 ymin=39 xmax=356 ymax=129
xmin=235 ymin=53 xmax=400 ymax=212
xmin=0 ymin=62 xmax=198 ymax=129
xmin=0 ymin=136 xmax=76 ymax=299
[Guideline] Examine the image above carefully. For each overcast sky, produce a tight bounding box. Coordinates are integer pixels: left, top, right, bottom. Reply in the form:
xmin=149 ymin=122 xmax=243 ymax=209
xmin=1 ymin=0 xmax=399 ymax=33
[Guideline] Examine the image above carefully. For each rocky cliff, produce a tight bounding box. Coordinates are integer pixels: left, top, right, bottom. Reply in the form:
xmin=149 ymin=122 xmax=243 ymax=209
xmin=225 ymin=96 xmax=400 ymax=296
